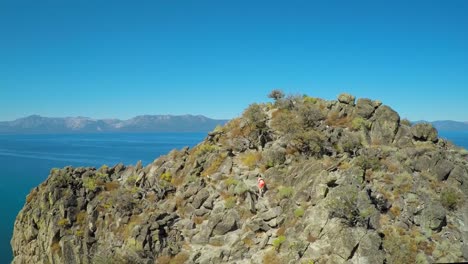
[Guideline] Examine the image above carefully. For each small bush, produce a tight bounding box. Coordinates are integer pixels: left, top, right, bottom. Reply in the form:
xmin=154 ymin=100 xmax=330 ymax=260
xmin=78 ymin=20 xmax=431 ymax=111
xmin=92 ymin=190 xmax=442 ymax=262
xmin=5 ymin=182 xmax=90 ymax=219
xmin=268 ymin=89 xmax=285 ymax=101
xmin=105 ymin=181 xmax=120 ymax=191
xmin=294 ymin=207 xmax=305 ymax=218
xmin=193 ymin=216 xmax=205 ymax=225
xmin=278 ymin=186 xmax=294 ymax=199
xmin=234 ymin=181 xmax=249 ymax=195
xmin=202 ymin=154 xmax=226 ymax=176
xmin=440 ymin=187 xmax=461 ymax=210
xmin=76 ymin=211 xmax=87 ymax=225
xmin=83 ymin=177 xmax=97 ymax=191
xmin=243 ymin=103 xmax=268 ymax=130
xmin=262 ymin=249 xmax=283 ymax=264
xmin=225 ymin=177 xmax=239 ymax=186
xmin=160 ymin=172 xmax=172 ymax=182
xmin=193 ymin=143 xmax=217 ymax=157
xmin=326 ymin=111 xmax=353 ymax=127
xmin=126 ymin=175 xmax=138 ymax=185
xmin=240 ymin=152 xmax=262 ymax=169
xmin=57 ymin=218 xmax=70 ymax=227
xmin=354 ymin=156 xmax=381 ymax=171
xmin=298 ymin=103 xmax=324 ymax=127
xmin=224 ymin=196 xmax=236 ymax=209
xmin=383 ymin=226 xmax=418 ymax=264
xmin=272 ymin=235 xmax=286 ymax=250
xmin=276 ymin=226 xmax=286 ymax=236
xmin=263 ymin=148 xmax=286 ymax=168
xmin=351 ymin=117 xmax=371 ymax=131
xmin=75 ymin=229 xmax=85 ymax=237
xmin=303 ymin=95 xmax=318 ymax=104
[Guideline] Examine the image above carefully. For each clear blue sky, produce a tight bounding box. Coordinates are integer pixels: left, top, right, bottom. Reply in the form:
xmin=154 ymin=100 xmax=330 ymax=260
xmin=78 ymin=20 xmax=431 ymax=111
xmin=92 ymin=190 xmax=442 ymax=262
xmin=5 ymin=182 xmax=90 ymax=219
xmin=1 ymin=0 xmax=467 ymax=121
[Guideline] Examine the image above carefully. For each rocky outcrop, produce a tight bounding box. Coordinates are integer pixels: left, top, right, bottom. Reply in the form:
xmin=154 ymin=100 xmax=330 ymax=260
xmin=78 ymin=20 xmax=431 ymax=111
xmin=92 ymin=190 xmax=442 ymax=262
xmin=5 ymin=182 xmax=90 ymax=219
xmin=12 ymin=92 xmax=468 ymax=264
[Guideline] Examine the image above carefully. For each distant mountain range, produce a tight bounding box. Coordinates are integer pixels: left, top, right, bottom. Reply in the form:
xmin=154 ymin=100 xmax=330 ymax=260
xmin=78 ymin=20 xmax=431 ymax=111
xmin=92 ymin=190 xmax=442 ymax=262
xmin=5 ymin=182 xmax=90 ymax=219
xmin=0 ymin=115 xmax=229 ymax=134
xmin=1 ymin=115 xmax=467 ymax=134
xmin=416 ymin=120 xmax=468 ymax=131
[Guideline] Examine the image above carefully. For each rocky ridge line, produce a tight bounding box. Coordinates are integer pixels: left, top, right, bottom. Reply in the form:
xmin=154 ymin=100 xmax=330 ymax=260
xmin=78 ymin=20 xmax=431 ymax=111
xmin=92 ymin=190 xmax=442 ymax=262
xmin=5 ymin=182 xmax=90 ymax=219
xmin=11 ymin=92 xmax=468 ymax=264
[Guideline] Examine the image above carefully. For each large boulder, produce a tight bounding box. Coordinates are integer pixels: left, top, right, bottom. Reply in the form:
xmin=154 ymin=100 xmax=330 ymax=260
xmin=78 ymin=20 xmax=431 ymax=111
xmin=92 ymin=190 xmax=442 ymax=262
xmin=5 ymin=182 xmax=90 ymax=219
xmin=417 ymin=204 xmax=447 ymax=231
xmin=370 ymin=105 xmax=400 ymax=145
xmin=411 ymin=123 xmax=438 ymax=142
xmin=338 ymin=93 xmax=356 ymax=105
xmin=355 ymin=98 xmax=376 ymax=119
xmin=433 ymin=159 xmax=454 ymax=181
xmin=213 ymin=210 xmax=239 ymax=236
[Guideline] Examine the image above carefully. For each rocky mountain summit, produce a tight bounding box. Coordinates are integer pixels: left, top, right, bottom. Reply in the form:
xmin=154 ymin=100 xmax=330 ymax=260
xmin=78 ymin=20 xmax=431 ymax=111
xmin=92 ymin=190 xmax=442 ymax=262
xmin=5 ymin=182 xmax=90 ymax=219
xmin=11 ymin=92 xmax=468 ymax=264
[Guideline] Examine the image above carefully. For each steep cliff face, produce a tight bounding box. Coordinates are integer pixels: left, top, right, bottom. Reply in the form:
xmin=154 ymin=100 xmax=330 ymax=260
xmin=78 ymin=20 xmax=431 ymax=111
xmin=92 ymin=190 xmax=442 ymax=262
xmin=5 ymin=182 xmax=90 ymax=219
xmin=11 ymin=93 xmax=468 ymax=264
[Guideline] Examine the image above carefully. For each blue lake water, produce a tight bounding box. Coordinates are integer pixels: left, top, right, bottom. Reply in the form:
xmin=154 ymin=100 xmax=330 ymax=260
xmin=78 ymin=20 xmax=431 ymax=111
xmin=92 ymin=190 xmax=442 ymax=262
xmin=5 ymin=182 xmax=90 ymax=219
xmin=0 ymin=133 xmax=205 ymax=264
xmin=1 ymin=130 xmax=467 ymax=263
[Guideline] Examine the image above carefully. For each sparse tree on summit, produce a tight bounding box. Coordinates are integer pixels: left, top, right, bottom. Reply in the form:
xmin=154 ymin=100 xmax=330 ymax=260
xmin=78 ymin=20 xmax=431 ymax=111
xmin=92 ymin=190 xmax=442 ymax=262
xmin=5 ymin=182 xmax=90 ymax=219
xmin=268 ymin=89 xmax=285 ymax=101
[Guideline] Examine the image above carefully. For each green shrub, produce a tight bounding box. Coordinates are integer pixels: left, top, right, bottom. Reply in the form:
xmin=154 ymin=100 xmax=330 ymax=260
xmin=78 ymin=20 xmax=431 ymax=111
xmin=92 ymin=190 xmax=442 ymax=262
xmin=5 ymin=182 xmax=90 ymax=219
xmin=440 ymin=187 xmax=461 ymax=210
xmin=225 ymin=177 xmax=239 ymax=186
xmin=383 ymin=226 xmax=418 ymax=264
xmin=263 ymin=148 xmax=286 ymax=168
xmin=278 ymin=186 xmax=294 ymax=199
xmin=126 ymin=175 xmax=138 ymax=185
xmin=224 ymin=197 xmax=236 ymax=209
xmin=325 ymin=185 xmax=375 ymax=226
xmin=294 ymin=207 xmax=305 ymax=218
xmin=234 ymin=181 xmax=249 ymax=195
xmin=272 ymin=235 xmax=286 ymax=250
xmin=83 ymin=177 xmax=97 ymax=191
xmin=75 ymin=229 xmax=85 ymax=237
xmin=354 ymin=156 xmax=381 ymax=171
xmin=298 ymin=103 xmax=324 ymax=127
xmin=351 ymin=117 xmax=371 ymax=131
xmin=76 ymin=211 xmax=87 ymax=225
xmin=268 ymin=89 xmax=285 ymax=101
xmin=57 ymin=218 xmax=70 ymax=227
xmin=160 ymin=172 xmax=172 ymax=182
xmin=303 ymin=95 xmax=318 ymax=104
xmin=240 ymin=152 xmax=262 ymax=169
xmin=193 ymin=143 xmax=217 ymax=157
xmin=95 ymin=172 xmax=108 ymax=180
xmin=243 ymin=103 xmax=267 ymax=129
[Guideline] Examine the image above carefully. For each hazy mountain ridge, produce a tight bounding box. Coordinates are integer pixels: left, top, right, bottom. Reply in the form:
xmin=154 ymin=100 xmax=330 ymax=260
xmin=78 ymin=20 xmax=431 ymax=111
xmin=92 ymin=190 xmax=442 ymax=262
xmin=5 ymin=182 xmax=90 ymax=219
xmin=0 ymin=115 xmax=228 ymax=133
xmin=428 ymin=120 xmax=468 ymax=131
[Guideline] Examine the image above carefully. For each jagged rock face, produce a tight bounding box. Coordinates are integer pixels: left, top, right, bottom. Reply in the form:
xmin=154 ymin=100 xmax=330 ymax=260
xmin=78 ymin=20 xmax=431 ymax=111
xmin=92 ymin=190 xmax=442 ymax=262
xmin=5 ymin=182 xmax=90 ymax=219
xmin=12 ymin=93 xmax=468 ymax=264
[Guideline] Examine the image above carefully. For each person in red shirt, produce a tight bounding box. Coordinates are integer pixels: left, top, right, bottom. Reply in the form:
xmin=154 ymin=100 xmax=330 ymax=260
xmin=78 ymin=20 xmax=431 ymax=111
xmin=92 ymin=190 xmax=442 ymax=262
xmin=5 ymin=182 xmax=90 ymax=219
xmin=257 ymin=177 xmax=266 ymax=197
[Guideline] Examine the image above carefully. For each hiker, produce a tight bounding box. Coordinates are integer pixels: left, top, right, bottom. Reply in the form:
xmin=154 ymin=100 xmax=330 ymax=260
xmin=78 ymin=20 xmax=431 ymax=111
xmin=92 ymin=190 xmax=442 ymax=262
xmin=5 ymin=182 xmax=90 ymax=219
xmin=257 ymin=177 xmax=266 ymax=197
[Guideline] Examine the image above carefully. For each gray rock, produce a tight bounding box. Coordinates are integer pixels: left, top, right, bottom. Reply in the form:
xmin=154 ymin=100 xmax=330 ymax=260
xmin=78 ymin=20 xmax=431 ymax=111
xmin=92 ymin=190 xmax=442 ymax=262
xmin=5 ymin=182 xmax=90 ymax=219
xmin=213 ymin=210 xmax=239 ymax=236
xmin=413 ymin=155 xmax=432 ymax=172
xmin=350 ymin=231 xmax=385 ymax=264
xmin=394 ymin=125 xmax=415 ymax=148
xmin=433 ymin=159 xmax=454 ymax=181
xmin=370 ymin=105 xmax=400 ymax=145
xmin=411 ymin=123 xmax=438 ymax=142
xmin=192 ymin=189 xmax=210 ymax=209
xmin=259 ymin=206 xmax=282 ymax=221
xmin=355 ymin=98 xmax=375 ymax=119
xmin=338 ymin=93 xmax=356 ymax=105
xmin=420 ymin=204 xmax=447 ymax=231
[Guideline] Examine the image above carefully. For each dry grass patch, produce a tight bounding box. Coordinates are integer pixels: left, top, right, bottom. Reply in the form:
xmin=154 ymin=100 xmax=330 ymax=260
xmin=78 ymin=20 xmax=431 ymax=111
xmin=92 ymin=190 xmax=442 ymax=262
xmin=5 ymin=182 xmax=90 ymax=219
xmin=240 ymin=151 xmax=262 ymax=169
xmin=202 ymin=153 xmax=227 ymax=177
xmin=105 ymin=181 xmax=120 ymax=191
